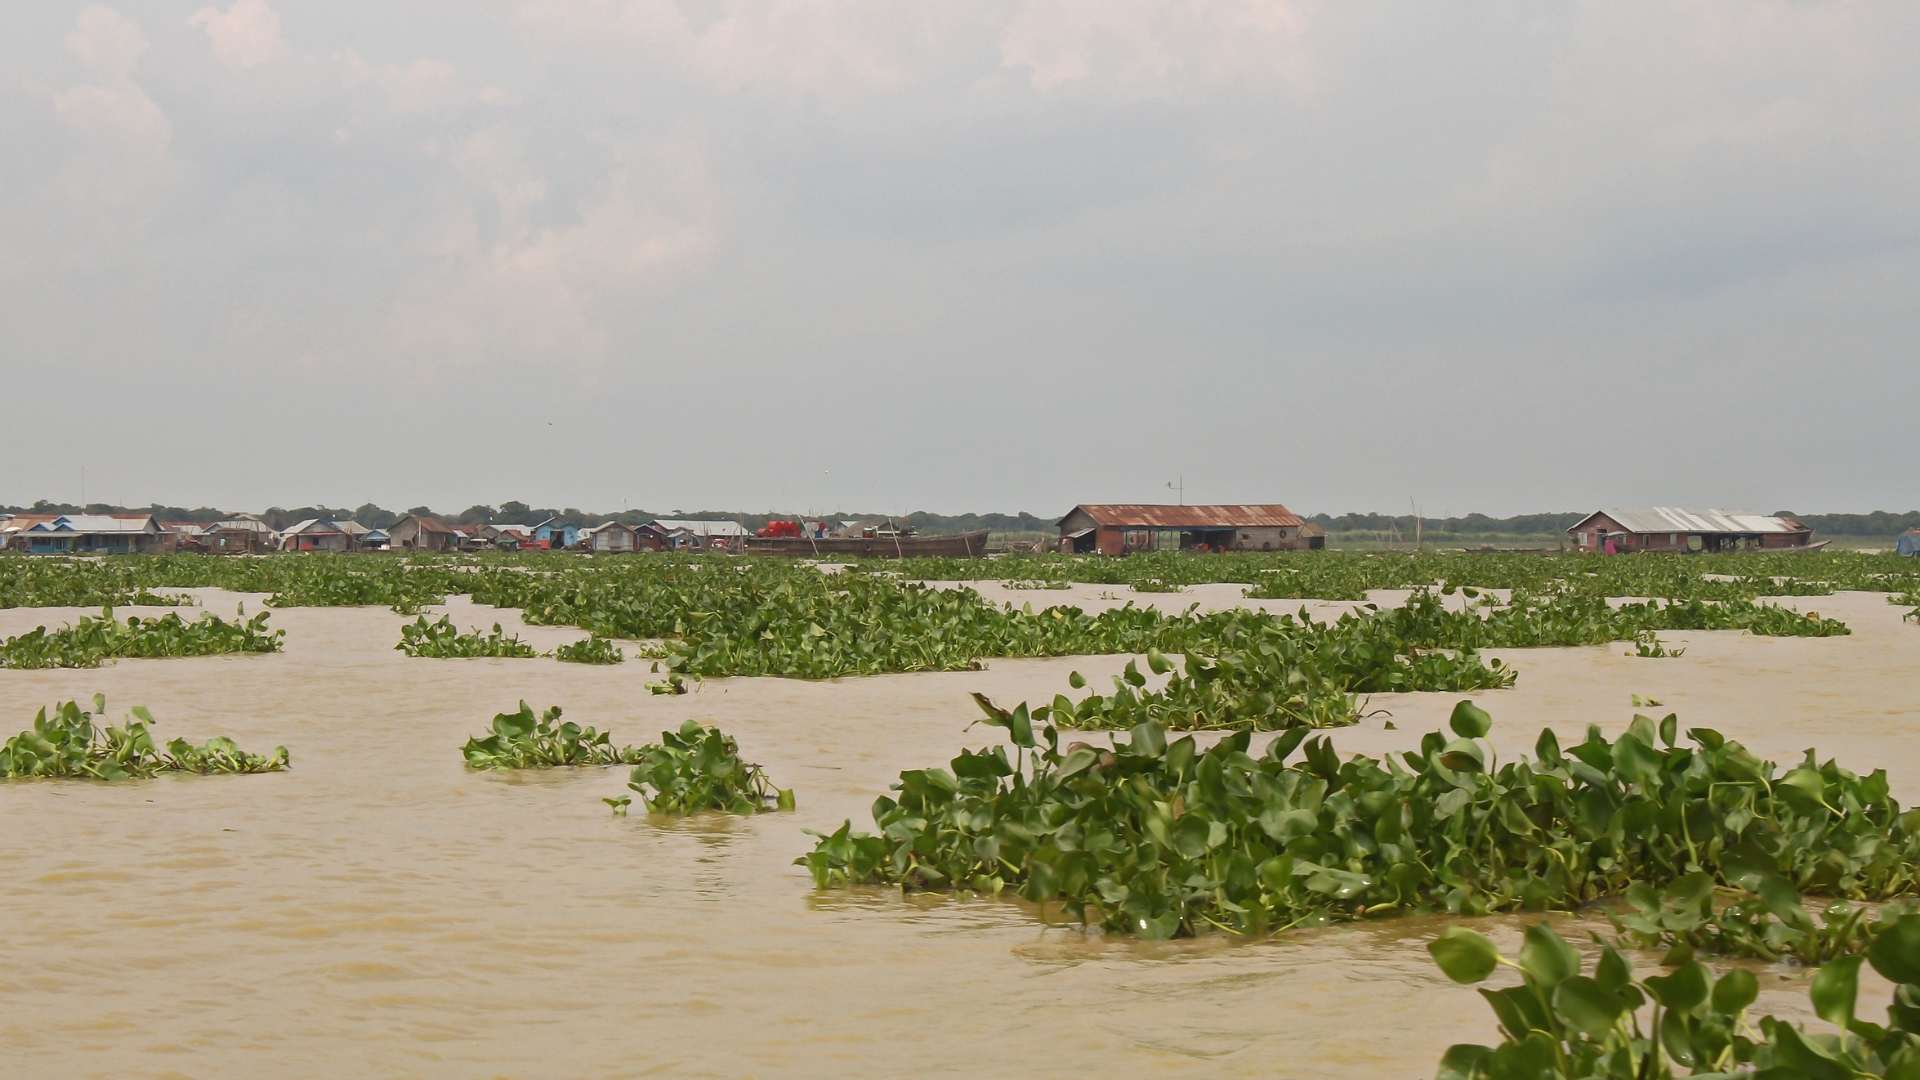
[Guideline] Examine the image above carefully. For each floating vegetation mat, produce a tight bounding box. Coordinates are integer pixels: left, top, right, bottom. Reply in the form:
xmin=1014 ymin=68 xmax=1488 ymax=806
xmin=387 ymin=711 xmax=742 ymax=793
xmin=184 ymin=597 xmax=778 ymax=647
xmin=0 ymin=608 xmax=282 ymax=669
xmin=0 ymin=697 xmax=289 ymax=780
xmin=802 ymin=698 xmax=1920 ymax=940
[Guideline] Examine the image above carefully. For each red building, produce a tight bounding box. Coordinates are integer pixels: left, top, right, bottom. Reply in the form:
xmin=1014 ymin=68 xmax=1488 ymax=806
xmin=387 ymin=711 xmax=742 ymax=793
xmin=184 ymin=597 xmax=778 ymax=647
xmin=1056 ymin=504 xmax=1314 ymax=555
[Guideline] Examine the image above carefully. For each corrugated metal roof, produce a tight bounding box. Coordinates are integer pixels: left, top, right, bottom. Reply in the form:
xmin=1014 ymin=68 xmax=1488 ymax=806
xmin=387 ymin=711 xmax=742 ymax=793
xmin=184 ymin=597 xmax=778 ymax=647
xmin=1061 ymin=504 xmax=1305 ymax=529
xmin=401 ymin=515 xmax=457 ymax=534
xmin=650 ymin=518 xmax=748 ymax=537
xmin=1573 ymin=507 xmax=1807 ymax=535
xmin=3 ymin=514 xmax=62 ymax=530
xmin=31 ymin=515 xmax=158 ymax=534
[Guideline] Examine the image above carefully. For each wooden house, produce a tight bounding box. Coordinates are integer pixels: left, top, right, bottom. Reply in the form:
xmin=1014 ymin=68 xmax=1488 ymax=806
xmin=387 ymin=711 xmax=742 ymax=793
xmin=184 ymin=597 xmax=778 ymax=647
xmin=1056 ymin=504 xmax=1310 ymax=555
xmin=388 ymin=514 xmax=460 ymax=552
xmin=581 ymin=521 xmax=639 ymax=553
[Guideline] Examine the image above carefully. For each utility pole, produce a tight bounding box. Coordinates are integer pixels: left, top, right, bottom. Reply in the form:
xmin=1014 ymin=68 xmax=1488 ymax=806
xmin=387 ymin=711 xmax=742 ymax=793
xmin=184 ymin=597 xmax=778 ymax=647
xmin=1166 ymin=475 xmax=1184 ymax=505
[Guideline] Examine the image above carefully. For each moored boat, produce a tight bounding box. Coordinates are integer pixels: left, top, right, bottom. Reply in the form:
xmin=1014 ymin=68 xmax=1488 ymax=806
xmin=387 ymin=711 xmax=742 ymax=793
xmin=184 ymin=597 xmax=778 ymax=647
xmin=742 ymin=528 xmax=990 ymax=558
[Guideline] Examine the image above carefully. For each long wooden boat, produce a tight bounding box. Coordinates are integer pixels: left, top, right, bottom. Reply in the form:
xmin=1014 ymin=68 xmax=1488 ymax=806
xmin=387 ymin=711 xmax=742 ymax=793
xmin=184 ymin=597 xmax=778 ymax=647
xmin=740 ymin=529 xmax=990 ymax=558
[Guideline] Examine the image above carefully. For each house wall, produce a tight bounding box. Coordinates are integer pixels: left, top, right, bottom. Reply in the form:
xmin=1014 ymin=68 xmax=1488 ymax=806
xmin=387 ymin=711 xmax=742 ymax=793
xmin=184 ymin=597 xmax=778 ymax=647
xmin=78 ymin=533 xmax=160 ymax=554
xmin=590 ymin=529 xmax=633 ymax=552
xmin=390 ymin=519 xmax=454 ymax=550
xmin=295 ymin=534 xmax=352 ymax=552
xmin=1570 ymin=513 xmax=1628 ymax=551
xmin=209 ymin=530 xmax=266 ymax=554
xmin=1058 ymin=509 xmax=1096 ymax=535
xmin=1063 ymin=510 xmax=1311 ymax=555
xmin=1231 ymin=526 xmax=1300 ymax=551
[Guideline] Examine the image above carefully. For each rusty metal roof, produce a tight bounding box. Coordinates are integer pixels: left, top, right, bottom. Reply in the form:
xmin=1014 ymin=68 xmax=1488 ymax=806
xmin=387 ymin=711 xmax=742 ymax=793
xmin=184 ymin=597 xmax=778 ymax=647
xmin=1061 ymin=504 xmax=1304 ymax=529
xmin=1569 ymin=507 xmax=1808 ymax=536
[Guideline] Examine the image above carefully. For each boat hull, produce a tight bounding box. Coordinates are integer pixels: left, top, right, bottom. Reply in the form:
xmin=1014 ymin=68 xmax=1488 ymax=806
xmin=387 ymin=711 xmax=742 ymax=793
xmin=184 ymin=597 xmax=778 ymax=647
xmin=741 ymin=529 xmax=990 ymax=558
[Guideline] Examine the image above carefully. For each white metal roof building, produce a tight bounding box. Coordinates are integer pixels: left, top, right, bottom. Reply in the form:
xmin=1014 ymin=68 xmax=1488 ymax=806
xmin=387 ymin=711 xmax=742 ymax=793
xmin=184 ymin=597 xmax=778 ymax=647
xmin=1567 ymin=507 xmax=1812 ymax=552
xmin=30 ymin=515 xmax=163 ymax=534
xmin=649 ymin=519 xmax=748 ymax=538
xmin=15 ymin=515 xmax=166 ymax=553
xmin=210 ymin=518 xmax=277 ymax=535
xmin=1574 ymin=507 xmax=1803 ymax=535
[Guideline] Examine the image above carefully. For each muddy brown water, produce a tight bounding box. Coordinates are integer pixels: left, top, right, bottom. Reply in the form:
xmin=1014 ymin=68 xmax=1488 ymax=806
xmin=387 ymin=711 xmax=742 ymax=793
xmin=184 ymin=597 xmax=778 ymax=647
xmin=1 ymin=587 xmax=1916 ymax=1078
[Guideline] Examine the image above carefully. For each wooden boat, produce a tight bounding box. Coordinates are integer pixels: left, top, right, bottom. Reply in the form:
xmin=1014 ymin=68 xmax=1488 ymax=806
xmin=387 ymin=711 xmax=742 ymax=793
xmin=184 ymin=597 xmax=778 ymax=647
xmin=741 ymin=529 xmax=990 ymax=558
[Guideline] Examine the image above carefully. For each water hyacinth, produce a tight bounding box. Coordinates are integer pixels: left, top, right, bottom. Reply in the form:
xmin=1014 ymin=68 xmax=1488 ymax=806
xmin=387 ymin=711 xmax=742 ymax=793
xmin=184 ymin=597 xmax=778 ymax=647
xmin=397 ymin=615 xmax=538 ymax=658
xmin=1045 ymin=637 xmax=1514 ymax=733
xmin=605 ymin=719 xmax=793 ymax=816
xmin=0 ymin=696 xmax=289 ymax=780
xmin=461 ymin=702 xmax=645 ymax=769
xmin=552 ymin=635 xmax=625 ymax=664
xmin=1607 ymin=871 xmax=1916 ymax=966
xmin=262 ymin=559 xmax=448 ymax=614
xmin=0 ymin=608 xmax=282 ymax=669
xmin=0 ymin=559 xmax=187 ymax=608
xmin=1430 ymin=918 xmax=1920 ymax=1079
xmin=801 ymin=698 xmax=1920 ymax=939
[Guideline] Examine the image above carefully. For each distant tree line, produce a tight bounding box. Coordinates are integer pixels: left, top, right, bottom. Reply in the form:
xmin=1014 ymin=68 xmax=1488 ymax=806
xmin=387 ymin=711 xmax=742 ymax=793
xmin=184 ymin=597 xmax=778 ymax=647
xmin=4 ymin=500 xmax=1916 ymax=539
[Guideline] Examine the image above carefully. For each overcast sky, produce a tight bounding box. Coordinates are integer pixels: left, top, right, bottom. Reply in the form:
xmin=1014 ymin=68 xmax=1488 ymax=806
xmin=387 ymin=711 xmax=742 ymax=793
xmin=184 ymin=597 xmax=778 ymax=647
xmin=3 ymin=2 xmax=1915 ymax=517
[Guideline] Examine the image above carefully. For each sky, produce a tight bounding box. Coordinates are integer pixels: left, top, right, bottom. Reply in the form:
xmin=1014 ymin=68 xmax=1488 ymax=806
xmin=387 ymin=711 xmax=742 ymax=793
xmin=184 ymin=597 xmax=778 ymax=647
xmin=2 ymin=2 xmax=1916 ymax=518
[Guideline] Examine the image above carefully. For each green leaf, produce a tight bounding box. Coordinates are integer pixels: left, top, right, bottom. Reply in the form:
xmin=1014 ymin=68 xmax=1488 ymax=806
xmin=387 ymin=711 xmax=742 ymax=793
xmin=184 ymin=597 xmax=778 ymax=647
xmin=1552 ymin=976 xmax=1623 ymax=1039
xmin=1006 ymin=704 xmax=1035 ymax=749
xmin=1711 ymin=969 xmax=1758 ymax=1015
xmin=1435 ymin=1044 xmax=1490 ymax=1080
xmin=1449 ymin=700 xmax=1491 ymax=739
xmin=1128 ymin=722 xmax=1166 ymax=759
xmin=1594 ymin=947 xmax=1633 ymax=994
xmin=1766 ymin=1023 xmax=1855 ymax=1080
xmin=1871 ymin=915 xmax=1920 ymax=985
xmin=1518 ymin=924 xmax=1579 ymax=989
xmin=1611 ymin=733 xmax=1663 ymax=784
xmin=1645 ymin=961 xmax=1708 ymax=1011
xmin=1429 ymin=928 xmax=1499 ymax=984
xmin=1534 ymin=727 xmax=1562 ymax=763
xmin=1055 ymin=747 xmax=1099 ymax=781
xmin=1811 ymin=954 xmax=1862 ymax=1028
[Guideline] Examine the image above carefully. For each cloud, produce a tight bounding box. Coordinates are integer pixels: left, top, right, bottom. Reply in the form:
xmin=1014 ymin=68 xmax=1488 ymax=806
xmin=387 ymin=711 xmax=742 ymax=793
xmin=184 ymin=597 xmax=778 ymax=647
xmin=339 ymin=53 xmax=507 ymax=114
xmin=189 ymin=0 xmax=286 ymax=69
xmin=515 ymin=0 xmax=945 ymax=99
xmin=381 ymin=130 xmax=716 ymax=370
xmin=997 ymin=0 xmax=1315 ymax=98
xmin=185 ymin=0 xmax=497 ymax=116
xmin=51 ymin=6 xmax=174 ymax=214
xmin=515 ymin=0 xmax=1314 ymax=103
xmin=66 ymin=4 xmax=148 ymax=79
